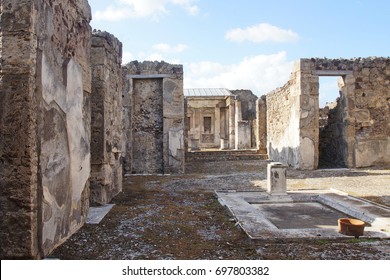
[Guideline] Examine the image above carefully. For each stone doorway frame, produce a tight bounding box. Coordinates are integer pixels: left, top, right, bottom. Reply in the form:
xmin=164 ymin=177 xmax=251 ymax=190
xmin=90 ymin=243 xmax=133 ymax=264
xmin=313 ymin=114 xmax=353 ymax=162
xmin=306 ymin=69 xmax=356 ymax=169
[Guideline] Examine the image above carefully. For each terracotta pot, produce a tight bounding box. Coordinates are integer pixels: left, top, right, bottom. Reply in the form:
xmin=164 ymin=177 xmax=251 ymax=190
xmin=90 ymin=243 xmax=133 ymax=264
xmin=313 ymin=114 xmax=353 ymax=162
xmin=338 ymin=218 xmax=365 ymax=238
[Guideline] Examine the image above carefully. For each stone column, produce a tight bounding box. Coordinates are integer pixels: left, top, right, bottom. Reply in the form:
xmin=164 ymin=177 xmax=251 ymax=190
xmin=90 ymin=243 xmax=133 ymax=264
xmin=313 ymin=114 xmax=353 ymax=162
xmin=267 ymin=162 xmax=288 ymax=196
xmin=214 ymin=105 xmax=221 ymax=146
xmin=256 ymin=96 xmax=267 ymax=153
xmin=235 ymin=100 xmax=242 ymax=150
xmin=228 ymin=96 xmax=235 ymax=149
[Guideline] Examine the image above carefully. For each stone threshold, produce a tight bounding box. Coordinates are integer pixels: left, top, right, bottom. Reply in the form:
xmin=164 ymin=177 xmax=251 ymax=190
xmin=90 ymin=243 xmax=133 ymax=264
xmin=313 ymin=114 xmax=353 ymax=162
xmin=86 ymin=204 xmax=115 ymax=224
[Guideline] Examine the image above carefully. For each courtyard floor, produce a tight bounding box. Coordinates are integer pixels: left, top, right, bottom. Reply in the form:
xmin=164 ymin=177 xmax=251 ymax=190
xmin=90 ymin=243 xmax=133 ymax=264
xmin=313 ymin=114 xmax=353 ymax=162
xmin=49 ymin=160 xmax=390 ymax=260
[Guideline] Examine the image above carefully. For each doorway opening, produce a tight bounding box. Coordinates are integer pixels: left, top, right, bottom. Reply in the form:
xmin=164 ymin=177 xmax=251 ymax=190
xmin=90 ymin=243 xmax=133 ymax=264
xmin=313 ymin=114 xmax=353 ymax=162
xmin=318 ymin=76 xmax=346 ymax=168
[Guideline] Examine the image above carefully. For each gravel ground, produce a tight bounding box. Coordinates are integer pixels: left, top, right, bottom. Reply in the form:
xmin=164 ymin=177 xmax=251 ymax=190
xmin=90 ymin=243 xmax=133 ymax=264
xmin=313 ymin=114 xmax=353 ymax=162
xmin=49 ymin=160 xmax=390 ymax=260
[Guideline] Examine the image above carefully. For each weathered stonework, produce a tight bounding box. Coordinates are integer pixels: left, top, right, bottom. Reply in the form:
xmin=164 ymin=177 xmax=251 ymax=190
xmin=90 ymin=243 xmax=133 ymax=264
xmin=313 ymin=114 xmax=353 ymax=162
xmin=123 ymin=61 xmax=185 ymax=174
xmin=0 ymin=0 xmax=92 ymax=259
xmin=267 ymin=57 xmax=390 ymax=170
xmin=90 ymin=31 xmax=123 ymax=205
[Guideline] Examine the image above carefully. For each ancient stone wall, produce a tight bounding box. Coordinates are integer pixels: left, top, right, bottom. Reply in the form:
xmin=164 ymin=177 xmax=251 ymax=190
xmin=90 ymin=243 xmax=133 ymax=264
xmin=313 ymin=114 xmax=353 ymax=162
xmin=0 ymin=0 xmax=91 ymax=259
xmin=267 ymin=57 xmax=390 ymax=170
xmin=231 ymin=90 xmax=258 ymax=148
xmin=231 ymin=90 xmax=258 ymax=120
xmin=90 ymin=31 xmax=123 ymax=205
xmin=256 ymin=96 xmax=267 ymax=153
xmin=311 ymin=57 xmax=390 ymax=167
xmin=123 ymin=61 xmax=185 ymax=174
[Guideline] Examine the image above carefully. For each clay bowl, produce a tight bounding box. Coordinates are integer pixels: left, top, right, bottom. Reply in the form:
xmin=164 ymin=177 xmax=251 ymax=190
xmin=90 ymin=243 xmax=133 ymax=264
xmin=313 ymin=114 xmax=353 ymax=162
xmin=338 ymin=218 xmax=365 ymax=238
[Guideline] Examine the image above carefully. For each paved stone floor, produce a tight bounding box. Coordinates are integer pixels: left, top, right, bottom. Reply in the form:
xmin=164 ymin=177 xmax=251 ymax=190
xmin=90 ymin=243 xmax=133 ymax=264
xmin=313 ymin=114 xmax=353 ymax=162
xmin=49 ymin=160 xmax=390 ymax=260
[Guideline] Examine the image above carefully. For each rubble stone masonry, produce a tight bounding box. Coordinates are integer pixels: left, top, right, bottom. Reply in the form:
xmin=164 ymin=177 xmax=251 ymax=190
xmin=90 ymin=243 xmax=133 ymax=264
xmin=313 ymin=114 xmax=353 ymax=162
xmin=90 ymin=31 xmax=123 ymax=205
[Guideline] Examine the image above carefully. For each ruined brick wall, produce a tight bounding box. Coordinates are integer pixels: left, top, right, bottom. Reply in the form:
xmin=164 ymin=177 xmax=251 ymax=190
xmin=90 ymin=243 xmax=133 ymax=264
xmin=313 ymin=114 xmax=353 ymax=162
xmin=90 ymin=31 xmax=123 ymax=205
xmin=0 ymin=0 xmax=91 ymax=259
xmin=123 ymin=61 xmax=185 ymax=174
xmin=266 ymin=62 xmax=302 ymax=168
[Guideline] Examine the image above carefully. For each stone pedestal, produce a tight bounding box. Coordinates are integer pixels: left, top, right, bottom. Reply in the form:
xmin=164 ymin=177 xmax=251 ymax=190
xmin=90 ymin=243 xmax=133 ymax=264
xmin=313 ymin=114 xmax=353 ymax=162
xmin=190 ymin=139 xmax=200 ymax=151
xmin=267 ymin=162 xmax=288 ymax=195
xmin=220 ymin=139 xmax=228 ymax=150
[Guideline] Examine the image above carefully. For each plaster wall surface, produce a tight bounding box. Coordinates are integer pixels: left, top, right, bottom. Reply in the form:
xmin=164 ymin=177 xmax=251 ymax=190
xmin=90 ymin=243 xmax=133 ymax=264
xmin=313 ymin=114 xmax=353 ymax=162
xmin=90 ymin=31 xmax=123 ymax=205
xmin=0 ymin=0 xmax=92 ymax=259
xmin=235 ymin=121 xmax=252 ymax=150
xmin=266 ymin=62 xmax=301 ymax=168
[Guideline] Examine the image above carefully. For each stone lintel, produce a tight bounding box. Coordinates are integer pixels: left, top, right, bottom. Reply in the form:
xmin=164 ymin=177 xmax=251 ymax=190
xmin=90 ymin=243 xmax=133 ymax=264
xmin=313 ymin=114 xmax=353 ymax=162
xmin=127 ymin=74 xmax=171 ymax=79
xmin=312 ymin=70 xmax=353 ymax=76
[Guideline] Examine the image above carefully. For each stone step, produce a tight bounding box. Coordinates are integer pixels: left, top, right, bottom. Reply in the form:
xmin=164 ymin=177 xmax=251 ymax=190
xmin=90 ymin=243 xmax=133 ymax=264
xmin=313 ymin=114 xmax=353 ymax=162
xmin=186 ymin=150 xmax=268 ymax=162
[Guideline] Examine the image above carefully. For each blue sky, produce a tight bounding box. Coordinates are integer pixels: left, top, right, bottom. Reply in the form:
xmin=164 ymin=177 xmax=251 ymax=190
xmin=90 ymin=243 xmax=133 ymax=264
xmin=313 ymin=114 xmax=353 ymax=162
xmin=88 ymin=0 xmax=390 ymax=106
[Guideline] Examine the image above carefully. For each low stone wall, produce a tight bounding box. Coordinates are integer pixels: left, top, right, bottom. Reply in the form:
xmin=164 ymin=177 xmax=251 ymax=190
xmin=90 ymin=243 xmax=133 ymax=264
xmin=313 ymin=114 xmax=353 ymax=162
xmin=90 ymin=31 xmax=123 ymax=205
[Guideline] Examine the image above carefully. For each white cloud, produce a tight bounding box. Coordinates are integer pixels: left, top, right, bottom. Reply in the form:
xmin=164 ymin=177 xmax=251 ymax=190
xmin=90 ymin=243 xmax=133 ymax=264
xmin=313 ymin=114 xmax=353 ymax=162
xmin=184 ymin=52 xmax=293 ymax=95
xmin=93 ymin=0 xmax=199 ymax=21
xmin=122 ymin=51 xmax=134 ymax=64
xmin=93 ymin=6 xmax=134 ymax=21
xmin=171 ymin=0 xmax=199 ymax=15
xmin=144 ymin=52 xmax=164 ymax=61
xmin=319 ymin=77 xmax=340 ymax=107
xmin=153 ymin=43 xmax=188 ymax=53
xmin=225 ymin=23 xmax=299 ymax=43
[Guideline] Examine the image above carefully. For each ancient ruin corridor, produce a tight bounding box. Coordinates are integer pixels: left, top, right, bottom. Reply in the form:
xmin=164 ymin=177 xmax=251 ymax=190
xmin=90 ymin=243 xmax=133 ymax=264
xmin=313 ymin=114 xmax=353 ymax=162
xmin=49 ymin=160 xmax=390 ymax=260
